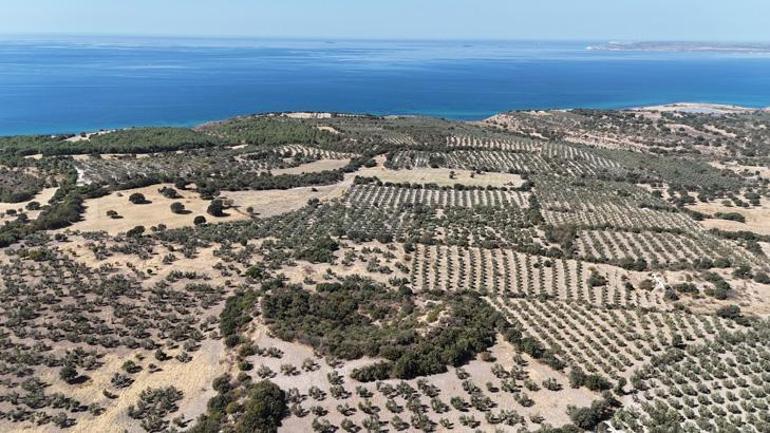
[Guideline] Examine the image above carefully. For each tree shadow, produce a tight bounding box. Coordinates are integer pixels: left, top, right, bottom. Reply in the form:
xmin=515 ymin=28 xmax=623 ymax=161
xmin=69 ymin=374 xmax=90 ymax=385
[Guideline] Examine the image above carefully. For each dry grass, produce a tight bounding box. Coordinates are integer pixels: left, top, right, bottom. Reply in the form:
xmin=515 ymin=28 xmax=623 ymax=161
xmin=710 ymin=161 xmax=770 ymax=180
xmin=317 ymin=125 xmax=341 ymax=134
xmin=658 ymin=269 xmax=770 ymax=316
xmin=65 ymin=176 xmax=352 ymax=235
xmin=687 ymin=198 xmax=770 ymax=236
xmin=357 ymin=166 xmax=524 ymax=188
xmin=221 ymin=180 xmax=350 ymax=219
xmin=15 ymin=340 xmax=228 ymax=433
xmin=0 ymin=187 xmax=58 ymax=222
xmin=64 ymin=184 xmax=245 ymax=235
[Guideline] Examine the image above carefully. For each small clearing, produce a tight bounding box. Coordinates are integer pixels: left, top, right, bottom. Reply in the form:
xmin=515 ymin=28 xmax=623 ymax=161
xmin=0 ymin=187 xmax=58 ymax=222
xmin=64 ymin=184 xmax=244 ymax=235
xmin=222 ymin=180 xmax=350 ymax=218
xmin=687 ymin=199 xmax=770 ymax=236
xmin=357 ymin=166 xmax=524 ymax=188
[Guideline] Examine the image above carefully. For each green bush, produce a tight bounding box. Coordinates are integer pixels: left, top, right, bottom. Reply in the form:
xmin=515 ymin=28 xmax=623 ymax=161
xmin=129 ymin=192 xmax=148 ymax=204
xmin=567 ymin=397 xmax=615 ymax=430
xmin=207 ymin=199 xmax=225 ymax=217
xmin=170 ymin=202 xmax=186 ymax=214
xmin=294 ymin=235 xmax=339 ymax=263
xmin=220 ymin=289 xmax=259 ymax=338
xmin=237 ymin=381 xmax=287 ymax=433
xmin=714 ymin=212 xmax=746 ymax=223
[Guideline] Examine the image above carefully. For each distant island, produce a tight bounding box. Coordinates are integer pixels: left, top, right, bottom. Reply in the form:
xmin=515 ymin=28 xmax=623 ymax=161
xmin=588 ymin=41 xmax=770 ymax=54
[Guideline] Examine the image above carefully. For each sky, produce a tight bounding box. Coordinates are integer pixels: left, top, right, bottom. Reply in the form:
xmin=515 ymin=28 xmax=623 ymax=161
xmin=1 ymin=0 xmax=769 ymax=41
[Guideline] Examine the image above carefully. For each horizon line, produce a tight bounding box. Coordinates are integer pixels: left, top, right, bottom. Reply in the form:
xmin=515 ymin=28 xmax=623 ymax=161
xmin=1 ymin=33 xmax=770 ymax=45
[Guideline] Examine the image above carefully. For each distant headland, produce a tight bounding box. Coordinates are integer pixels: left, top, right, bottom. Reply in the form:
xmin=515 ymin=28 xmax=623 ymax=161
xmin=588 ymin=41 xmax=770 ymax=54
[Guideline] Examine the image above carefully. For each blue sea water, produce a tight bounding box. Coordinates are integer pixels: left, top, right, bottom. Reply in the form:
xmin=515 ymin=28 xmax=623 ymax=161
xmin=1 ymin=36 xmax=770 ymax=136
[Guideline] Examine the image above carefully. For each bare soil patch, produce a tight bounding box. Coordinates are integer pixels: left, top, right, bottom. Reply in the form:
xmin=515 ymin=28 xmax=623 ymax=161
xmin=357 ymin=166 xmax=524 ymax=188
xmin=64 ymin=184 xmax=244 ymax=235
xmin=0 ymin=187 xmax=58 ymax=222
xmin=222 ymin=181 xmax=349 ymax=219
xmin=687 ymin=199 xmax=770 ymax=236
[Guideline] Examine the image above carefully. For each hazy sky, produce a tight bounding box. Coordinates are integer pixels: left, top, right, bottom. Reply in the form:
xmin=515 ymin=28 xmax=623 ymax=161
xmin=2 ymin=0 xmax=768 ymax=41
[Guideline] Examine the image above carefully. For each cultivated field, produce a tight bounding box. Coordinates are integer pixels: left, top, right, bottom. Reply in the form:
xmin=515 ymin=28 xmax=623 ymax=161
xmin=0 ymin=110 xmax=769 ymax=433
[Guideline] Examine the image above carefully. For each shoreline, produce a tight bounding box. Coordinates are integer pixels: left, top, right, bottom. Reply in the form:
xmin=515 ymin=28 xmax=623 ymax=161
xmin=627 ymin=102 xmax=763 ymax=114
xmin=3 ymin=102 xmax=769 ymax=138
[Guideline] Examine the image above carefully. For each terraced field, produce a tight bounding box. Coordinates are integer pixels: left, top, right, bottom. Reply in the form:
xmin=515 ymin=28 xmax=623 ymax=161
xmin=346 ymin=184 xmax=530 ymax=209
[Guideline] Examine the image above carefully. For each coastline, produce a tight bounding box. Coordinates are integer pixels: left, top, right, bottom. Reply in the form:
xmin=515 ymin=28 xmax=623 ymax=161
xmin=627 ymin=102 xmax=766 ymax=114
xmin=3 ymin=102 xmax=770 ymax=138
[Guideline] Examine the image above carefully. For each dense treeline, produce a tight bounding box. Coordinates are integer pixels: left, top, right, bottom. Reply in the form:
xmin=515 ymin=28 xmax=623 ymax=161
xmin=72 ymin=128 xmax=224 ymax=154
xmin=352 ymin=174 xmax=529 ymax=191
xmin=0 ymin=135 xmax=63 ymax=156
xmin=0 ymin=127 xmax=223 ymax=156
xmin=194 ymin=154 xmax=372 ymax=197
xmin=202 ymin=116 xmax=337 ymax=146
xmin=195 ymin=170 xmax=344 ymax=198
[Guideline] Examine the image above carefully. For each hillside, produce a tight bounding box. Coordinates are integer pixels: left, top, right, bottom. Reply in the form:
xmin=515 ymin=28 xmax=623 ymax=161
xmin=0 ymin=108 xmax=768 ymax=433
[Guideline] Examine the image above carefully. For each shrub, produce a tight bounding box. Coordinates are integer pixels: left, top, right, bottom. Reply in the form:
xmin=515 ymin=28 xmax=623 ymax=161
xmin=159 ymin=186 xmax=181 ymax=199
xmin=673 ymin=282 xmax=698 ymax=295
xmin=732 ymin=264 xmax=752 ymax=280
xmin=126 ymin=225 xmax=146 ymax=238
xmin=351 ymin=361 xmax=392 ymax=382
xmin=716 ymin=305 xmax=741 ymax=320
xmin=569 ymin=368 xmax=611 ymax=391
xmin=170 ymin=202 xmax=186 ymax=214
xmin=714 ymin=212 xmax=746 ymax=223
xmin=754 ymin=272 xmax=770 ymax=284
xmin=587 ymin=271 xmax=608 ymax=287
xmin=128 ymin=192 xmax=149 ymax=204
xmin=220 ymin=289 xmax=259 ymax=338
xmin=294 ymin=235 xmax=339 ymax=263
xmin=639 ymin=279 xmax=655 ymax=290
xmin=59 ymin=364 xmax=78 ymax=384
xmin=567 ymin=398 xmax=615 ymax=430
xmin=127 ymin=386 xmax=184 ymax=429
xmin=705 ymin=280 xmax=731 ymax=300
xmin=207 ymin=199 xmax=225 ymax=217
xmin=237 ymin=381 xmax=287 ymax=433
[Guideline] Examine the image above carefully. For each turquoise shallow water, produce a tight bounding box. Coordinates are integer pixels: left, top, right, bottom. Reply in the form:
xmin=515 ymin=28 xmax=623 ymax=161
xmin=1 ymin=36 xmax=770 ymax=135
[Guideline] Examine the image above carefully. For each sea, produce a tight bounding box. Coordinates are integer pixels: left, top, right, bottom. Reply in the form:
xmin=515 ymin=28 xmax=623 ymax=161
xmin=1 ymin=36 xmax=770 ymax=136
